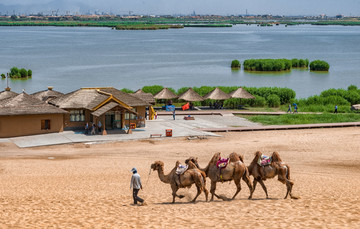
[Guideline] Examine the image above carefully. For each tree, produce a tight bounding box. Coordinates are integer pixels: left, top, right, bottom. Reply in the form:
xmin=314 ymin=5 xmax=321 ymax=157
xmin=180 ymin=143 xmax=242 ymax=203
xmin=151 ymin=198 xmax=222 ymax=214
xmin=1 ymin=74 xmax=5 ymax=79
xmin=231 ymin=59 xmax=241 ymax=68
xmin=310 ymin=60 xmax=330 ymax=71
xmin=19 ymin=68 xmax=28 ymax=78
xmin=27 ymin=69 xmax=32 ymax=77
xmin=10 ymin=67 xmax=20 ymax=78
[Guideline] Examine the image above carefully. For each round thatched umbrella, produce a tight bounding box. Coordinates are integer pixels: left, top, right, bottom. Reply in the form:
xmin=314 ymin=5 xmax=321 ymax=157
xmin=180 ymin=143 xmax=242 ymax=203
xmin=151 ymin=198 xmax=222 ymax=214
xmin=228 ymin=87 xmax=255 ymax=99
xmin=203 ymin=87 xmax=231 ymax=100
xmin=154 ymin=88 xmax=178 ymax=100
xmin=178 ymin=88 xmax=204 ymax=102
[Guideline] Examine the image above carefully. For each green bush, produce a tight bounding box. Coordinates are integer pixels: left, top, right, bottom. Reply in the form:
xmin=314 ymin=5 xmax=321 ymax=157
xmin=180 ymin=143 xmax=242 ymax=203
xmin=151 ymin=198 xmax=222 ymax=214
xmin=27 ymin=69 xmax=32 ymax=77
xmin=244 ymin=59 xmax=292 ymax=71
xmin=267 ymin=94 xmax=281 ymax=107
xmin=348 ymin=85 xmax=358 ymax=91
xmin=120 ymin=88 xmax=134 ymax=93
xmin=142 ymin=85 xmax=164 ymax=95
xmin=310 ymin=60 xmax=330 ymax=71
xmin=231 ymin=59 xmax=241 ymax=68
xmin=10 ymin=67 xmax=20 ymax=77
xmin=244 ymin=87 xmax=295 ymax=105
xmin=251 ymin=95 xmax=267 ymax=107
xmin=1 ymin=74 xmax=5 ymax=79
xmin=19 ymin=68 xmax=28 ymax=77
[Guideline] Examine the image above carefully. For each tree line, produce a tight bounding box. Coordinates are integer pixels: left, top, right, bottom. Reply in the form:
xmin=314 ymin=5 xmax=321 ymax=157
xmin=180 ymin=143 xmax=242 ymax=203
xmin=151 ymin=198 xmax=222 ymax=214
xmin=1 ymin=67 xmax=32 ymax=79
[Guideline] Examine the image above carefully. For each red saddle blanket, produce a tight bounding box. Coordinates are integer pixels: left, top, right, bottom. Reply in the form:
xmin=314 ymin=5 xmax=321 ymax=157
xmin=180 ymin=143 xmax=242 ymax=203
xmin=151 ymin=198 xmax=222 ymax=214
xmin=216 ymin=158 xmax=230 ymax=169
xmin=258 ymin=155 xmax=272 ymax=166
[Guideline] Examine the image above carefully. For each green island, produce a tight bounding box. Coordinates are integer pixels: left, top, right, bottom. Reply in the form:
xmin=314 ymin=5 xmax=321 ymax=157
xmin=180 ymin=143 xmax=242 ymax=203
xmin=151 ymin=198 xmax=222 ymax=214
xmin=310 ymin=60 xmax=330 ymax=71
xmin=241 ymin=58 xmax=328 ymax=72
xmin=122 ymin=84 xmax=360 ymax=125
xmin=231 ymin=59 xmax=241 ymax=69
xmin=2 ymin=67 xmax=33 ymax=79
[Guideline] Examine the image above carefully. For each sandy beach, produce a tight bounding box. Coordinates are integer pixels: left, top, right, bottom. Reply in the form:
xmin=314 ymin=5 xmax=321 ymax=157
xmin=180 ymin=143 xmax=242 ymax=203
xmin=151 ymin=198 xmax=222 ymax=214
xmin=0 ymin=127 xmax=359 ymax=228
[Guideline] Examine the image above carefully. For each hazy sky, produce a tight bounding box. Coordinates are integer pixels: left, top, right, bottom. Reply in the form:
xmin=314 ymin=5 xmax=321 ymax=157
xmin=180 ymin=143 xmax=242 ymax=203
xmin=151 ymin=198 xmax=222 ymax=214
xmin=1 ymin=0 xmax=360 ymax=16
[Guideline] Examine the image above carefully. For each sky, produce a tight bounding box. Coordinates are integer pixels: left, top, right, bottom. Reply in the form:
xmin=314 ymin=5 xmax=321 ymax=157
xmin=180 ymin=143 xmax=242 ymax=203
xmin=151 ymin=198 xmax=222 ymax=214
xmin=1 ymin=0 xmax=360 ymax=16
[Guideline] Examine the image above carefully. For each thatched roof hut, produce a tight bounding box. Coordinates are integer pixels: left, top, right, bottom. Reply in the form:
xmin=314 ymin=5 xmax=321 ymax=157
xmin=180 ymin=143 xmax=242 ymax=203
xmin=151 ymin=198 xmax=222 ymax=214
xmin=178 ymin=88 xmax=204 ymax=102
xmin=131 ymin=89 xmax=155 ymax=105
xmin=0 ymin=89 xmax=18 ymax=101
xmin=154 ymin=88 xmax=178 ymax=100
xmin=32 ymin=86 xmax=64 ymax=102
xmin=228 ymin=87 xmax=255 ymax=99
xmin=203 ymin=87 xmax=231 ymax=100
xmin=0 ymin=92 xmax=67 ymax=116
xmin=351 ymin=104 xmax=360 ymax=110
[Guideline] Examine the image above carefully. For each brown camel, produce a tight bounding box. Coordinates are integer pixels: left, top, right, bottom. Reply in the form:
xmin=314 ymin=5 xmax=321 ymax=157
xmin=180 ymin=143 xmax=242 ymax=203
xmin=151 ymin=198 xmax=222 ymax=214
xmin=185 ymin=152 xmax=253 ymax=201
xmin=150 ymin=160 xmax=209 ymax=203
xmin=247 ymin=151 xmax=295 ymax=199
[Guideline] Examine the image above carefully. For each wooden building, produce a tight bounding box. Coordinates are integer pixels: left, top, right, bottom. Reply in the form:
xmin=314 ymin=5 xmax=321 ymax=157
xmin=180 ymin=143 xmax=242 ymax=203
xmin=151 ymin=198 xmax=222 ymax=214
xmin=0 ymin=92 xmax=67 ymax=138
xmin=49 ymin=87 xmax=149 ymax=133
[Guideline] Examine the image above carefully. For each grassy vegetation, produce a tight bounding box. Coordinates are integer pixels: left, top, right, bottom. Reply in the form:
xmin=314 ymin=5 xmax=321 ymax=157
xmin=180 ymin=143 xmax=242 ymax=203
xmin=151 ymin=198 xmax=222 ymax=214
xmin=115 ymin=24 xmax=183 ymax=30
xmin=184 ymin=24 xmax=232 ymax=27
xmin=239 ymin=113 xmax=360 ymax=125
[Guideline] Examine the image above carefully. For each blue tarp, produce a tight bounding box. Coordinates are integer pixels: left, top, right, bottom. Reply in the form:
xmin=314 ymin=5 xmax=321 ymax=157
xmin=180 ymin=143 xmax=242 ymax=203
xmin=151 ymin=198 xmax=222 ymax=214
xmin=166 ymin=105 xmax=175 ymax=112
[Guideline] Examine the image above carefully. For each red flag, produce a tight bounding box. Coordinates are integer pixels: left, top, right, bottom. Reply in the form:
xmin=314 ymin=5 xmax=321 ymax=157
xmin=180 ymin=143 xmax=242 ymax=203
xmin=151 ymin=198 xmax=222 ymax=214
xmin=182 ymin=103 xmax=189 ymax=111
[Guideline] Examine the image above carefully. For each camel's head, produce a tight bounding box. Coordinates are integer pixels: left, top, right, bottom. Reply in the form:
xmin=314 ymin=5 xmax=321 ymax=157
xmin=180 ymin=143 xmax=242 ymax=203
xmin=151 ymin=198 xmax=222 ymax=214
xmin=185 ymin=157 xmax=200 ymax=168
xmin=151 ymin=161 xmax=164 ymax=171
xmin=229 ymin=152 xmax=244 ymax=162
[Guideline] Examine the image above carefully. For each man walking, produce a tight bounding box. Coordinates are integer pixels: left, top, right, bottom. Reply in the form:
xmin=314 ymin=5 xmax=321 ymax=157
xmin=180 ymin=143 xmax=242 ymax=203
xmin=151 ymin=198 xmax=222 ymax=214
xmin=287 ymin=104 xmax=292 ymax=113
xmin=130 ymin=168 xmax=145 ymax=205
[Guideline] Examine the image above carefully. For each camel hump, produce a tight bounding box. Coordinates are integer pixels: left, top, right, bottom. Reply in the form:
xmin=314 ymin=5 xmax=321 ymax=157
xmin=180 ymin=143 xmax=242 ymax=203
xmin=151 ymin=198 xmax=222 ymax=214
xmin=272 ymin=151 xmax=283 ymax=163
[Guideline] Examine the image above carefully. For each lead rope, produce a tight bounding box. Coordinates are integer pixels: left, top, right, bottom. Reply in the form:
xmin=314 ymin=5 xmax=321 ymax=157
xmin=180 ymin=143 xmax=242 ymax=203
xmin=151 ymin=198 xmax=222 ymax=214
xmin=143 ymin=167 xmax=152 ymax=189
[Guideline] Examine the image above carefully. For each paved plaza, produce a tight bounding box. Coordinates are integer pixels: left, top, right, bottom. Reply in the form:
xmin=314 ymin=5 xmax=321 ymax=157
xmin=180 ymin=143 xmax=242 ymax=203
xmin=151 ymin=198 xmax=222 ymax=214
xmin=5 ymin=114 xmax=259 ymax=148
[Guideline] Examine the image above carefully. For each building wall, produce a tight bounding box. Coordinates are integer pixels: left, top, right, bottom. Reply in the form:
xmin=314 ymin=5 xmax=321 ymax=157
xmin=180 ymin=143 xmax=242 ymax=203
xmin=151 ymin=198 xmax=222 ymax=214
xmin=0 ymin=114 xmax=64 ymax=138
xmin=63 ymin=109 xmax=91 ymax=130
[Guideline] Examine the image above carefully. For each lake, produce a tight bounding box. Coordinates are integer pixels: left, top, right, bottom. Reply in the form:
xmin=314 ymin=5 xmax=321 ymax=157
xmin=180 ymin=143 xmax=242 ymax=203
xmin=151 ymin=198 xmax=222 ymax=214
xmin=0 ymin=24 xmax=359 ymax=98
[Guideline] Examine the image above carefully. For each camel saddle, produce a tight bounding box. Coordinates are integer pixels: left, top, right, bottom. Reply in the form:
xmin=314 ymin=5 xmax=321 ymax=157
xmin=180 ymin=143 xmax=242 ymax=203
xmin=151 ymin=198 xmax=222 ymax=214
xmin=216 ymin=158 xmax=230 ymax=169
xmin=258 ymin=155 xmax=272 ymax=166
xmin=176 ymin=164 xmax=188 ymax=175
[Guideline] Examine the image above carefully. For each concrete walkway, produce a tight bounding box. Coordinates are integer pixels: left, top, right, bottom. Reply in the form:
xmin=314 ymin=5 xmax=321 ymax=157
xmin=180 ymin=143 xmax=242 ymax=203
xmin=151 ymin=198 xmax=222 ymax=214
xmin=8 ymin=114 xmax=257 ymax=148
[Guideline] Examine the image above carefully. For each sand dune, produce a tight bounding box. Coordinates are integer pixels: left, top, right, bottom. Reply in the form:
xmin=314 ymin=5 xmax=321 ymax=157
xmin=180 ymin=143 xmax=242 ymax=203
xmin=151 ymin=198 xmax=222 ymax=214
xmin=0 ymin=127 xmax=359 ymax=228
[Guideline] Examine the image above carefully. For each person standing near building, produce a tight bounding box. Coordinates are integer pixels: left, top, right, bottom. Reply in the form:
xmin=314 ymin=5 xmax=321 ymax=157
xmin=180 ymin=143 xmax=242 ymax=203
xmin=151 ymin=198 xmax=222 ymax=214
xmin=98 ymin=120 xmax=102 ymax=134
xmin=91 ymin=122 xmax=96 ymax=135
xmin=172 ymin=109 xmax=176 ymax=120
xmin=84 ymin=122 xmax=89 ymax=135
xmin=130 ymin=168 xmax=145 ymax=205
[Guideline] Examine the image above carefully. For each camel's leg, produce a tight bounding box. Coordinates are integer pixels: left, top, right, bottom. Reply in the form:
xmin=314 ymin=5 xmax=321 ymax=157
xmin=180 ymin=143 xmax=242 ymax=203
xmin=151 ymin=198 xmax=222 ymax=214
xmin=191 ymin=185 xmax=202 ymax=203
xmin=243 ymin=172 xmax=254 ymax=199
xmin=210 ymin=181 xmax=222 ymax=201
xmin=204 ymin=186 xmax=209 ymax=202
xmin=232 ymin=178 xmax=241 ymax=200
xmin=257 ymin=179 xmax=269 ymax=199
xmin=249 ymin=179 xmax=257 ymax=199
xmin=171 ymin=185 xmax=179 ymax=203
xmin=277 ymin=169 xmax=294 ymax=199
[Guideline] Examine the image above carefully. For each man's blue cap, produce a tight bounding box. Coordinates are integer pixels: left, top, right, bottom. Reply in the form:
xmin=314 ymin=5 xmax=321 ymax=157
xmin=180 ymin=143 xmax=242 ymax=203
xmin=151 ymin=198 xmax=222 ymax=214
xmin=131 ymin=167 xmax=137 ymax=173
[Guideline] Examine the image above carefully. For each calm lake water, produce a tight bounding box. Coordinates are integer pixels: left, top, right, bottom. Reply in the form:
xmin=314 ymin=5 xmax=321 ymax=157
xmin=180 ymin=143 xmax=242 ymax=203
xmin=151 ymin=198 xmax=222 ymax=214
xmin=0 ymin=24 xmax=359 ymax=98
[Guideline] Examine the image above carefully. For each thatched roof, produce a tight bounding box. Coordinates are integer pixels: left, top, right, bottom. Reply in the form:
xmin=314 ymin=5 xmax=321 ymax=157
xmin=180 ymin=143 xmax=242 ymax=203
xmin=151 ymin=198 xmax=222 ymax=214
xmin=178 ymin=88 xmax=204 ymax=102
xmin=154 ymin=88 xmax=178 ymax=100
xmin=229 ymin=87 xmax=255 ymax=99
xmin=203 ymin=88 xmax=231 ymax=100
xmin=49 ymin=87 xmax=149 ymax=110
xmin=0 ymin=92 xmax=67 ymax=116
xmin=101 ymin=88 xmax=149 ymax=106
xmin=32 ymin=87 xmax=64 ymax=102
xmin=92 ymin=102 xmax=137 ymax=117
xmin=351 ymin=104 xmax=360 ymax=110
xmin=131 ymin=89 xmax=155 ymax=105
xmin=0 ymin=90 xmax=18 ymax=101
xmin=49 ymin=89 xmax=109 ymax=110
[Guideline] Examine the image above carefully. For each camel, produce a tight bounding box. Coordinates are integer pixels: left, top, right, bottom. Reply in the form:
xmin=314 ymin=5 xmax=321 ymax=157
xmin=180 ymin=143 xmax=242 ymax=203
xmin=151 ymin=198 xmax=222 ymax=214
xmin=150 ymin=160 xmax=209 ymax=203
xmin=247 ymin=151 xmax=295 ymax=199
xmin=185 ymin=152 xmax=253 ymax=201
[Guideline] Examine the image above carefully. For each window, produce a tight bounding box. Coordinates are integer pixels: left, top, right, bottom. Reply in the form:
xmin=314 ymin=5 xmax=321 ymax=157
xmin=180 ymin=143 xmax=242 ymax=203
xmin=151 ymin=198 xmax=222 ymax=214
xmin=125 ymin=108 xmax=137 ymax=120
xmin=69 ymin=110 xmax=85 ymax=122
xmin=41 ymin=120 xmax=51 ymax=130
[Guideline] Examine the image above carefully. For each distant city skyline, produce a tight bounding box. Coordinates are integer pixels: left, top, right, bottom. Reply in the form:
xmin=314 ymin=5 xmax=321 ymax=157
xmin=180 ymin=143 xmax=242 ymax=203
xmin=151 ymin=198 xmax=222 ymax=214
xmin=1 ymin=0 xmax=360 ymax=16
